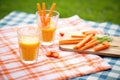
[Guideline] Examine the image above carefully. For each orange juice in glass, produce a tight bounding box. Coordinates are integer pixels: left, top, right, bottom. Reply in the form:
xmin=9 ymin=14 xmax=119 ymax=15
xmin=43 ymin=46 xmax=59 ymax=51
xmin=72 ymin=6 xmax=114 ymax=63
xmin=37 ymin=10 xmax=59 ymax=45
xmin=17 ymin=26 xmax=40 ymax=64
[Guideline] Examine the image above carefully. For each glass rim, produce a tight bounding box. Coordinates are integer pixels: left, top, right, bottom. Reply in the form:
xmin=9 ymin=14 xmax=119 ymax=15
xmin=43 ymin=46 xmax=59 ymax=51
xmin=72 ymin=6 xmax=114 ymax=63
xmin=17 ymin=26 xmax=40 ymax=36
xmin=36 ymin=10 xmax=60 ymax=16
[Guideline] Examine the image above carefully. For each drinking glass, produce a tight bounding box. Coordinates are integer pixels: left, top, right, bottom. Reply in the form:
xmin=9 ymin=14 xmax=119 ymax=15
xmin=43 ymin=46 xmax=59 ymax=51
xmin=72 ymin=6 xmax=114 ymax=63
xmin=17 ymin=26 xmax=40 ymax=64
xmin=37 ymin=10 xmax=59 ymax=45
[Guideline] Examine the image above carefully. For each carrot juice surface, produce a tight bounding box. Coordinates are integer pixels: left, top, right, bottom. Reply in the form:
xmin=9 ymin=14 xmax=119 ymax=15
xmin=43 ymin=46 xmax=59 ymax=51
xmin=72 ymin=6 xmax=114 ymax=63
xmin=19 ymin=36 xmax=40 ymax=61
xmin=41 ymin=26 xmax=56 ymax=42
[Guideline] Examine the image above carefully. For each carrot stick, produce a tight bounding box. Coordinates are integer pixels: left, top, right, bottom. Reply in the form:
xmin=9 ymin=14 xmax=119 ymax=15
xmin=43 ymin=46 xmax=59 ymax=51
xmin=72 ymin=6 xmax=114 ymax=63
xmin=48 ymin=2 xmax=56 ymax=17
xmin=59 ymin=38 xmax=84 ymax=45
xmin=42 ymin=2 xmax=46 ymax=16
xmin=46 ymin=17 xmax=50 ymax=26
xmin=71 ymin=35 xmax=86 ymax=38
xmin=37 ymin=3 xmax=42 ymax=16
xmin=37 ymin=3 xmax=44 ymax=27
xmin=102 ymin=41 xmax=110 ymax=47
xmin=85 ymin=38 xmax=97 ymax=45
xmin=73 ymin=34 xmax=93 ymax=49
xmin=94 ymin=45 xmax=109 ymax=52
xmin=42 ymin=2 xmax=46 ymax=26
xmin=79 ymin=39 xmax=99 ymax=50
xmin=93 ymin=41 xmax=110 ymax=52
xmin=59 ymin=40 xmax=81 ymax=45
xmin=45 ymin=2 xmax=56 ymax=25
xmin=82 ymin=30 xmax=97 ymax=36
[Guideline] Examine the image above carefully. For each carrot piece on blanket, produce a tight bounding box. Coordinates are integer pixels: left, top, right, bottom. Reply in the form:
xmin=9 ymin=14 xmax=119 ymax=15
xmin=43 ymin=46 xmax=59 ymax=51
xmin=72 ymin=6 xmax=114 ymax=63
xmin=93 ymin=41 xmax=110 ymax=52
xmin=80 ymin=39 xmax=99 ymax=50
xmin=46 ymin=51 xmax=59 ymax=58
xmin=59 ymin=38 xmax=83 ymax=45
xmin=74 ymin=34 xmax=93 ymax=49
xmin=53 ymin=52 xmax=59 ymax=58
xmin=82 ymin=30 xmax=97 ymax=36
xmin=46 ymin=51 xmax=52 ymax=57
xmin=71 ymin=35 xmax=86 ymax=38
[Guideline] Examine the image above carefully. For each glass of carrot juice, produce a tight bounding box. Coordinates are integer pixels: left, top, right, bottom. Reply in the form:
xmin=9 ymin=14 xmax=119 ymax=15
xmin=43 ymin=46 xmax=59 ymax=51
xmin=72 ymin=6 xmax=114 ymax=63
xmin=37 ymin=10 xmax=59 ymax=45
xmin=17 ymin=26 xmax=40 ymax=64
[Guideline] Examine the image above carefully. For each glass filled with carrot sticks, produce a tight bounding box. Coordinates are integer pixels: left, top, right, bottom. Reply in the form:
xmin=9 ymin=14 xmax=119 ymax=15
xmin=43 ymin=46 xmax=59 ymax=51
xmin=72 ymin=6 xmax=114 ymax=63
xmin=36 ymin=2 xmax=59 ymax=45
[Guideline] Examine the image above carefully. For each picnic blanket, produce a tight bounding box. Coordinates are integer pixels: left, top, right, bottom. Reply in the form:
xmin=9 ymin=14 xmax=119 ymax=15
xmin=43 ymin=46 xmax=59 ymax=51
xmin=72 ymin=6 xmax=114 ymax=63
xmin=0 ymin=11 xmax=120 ymax=80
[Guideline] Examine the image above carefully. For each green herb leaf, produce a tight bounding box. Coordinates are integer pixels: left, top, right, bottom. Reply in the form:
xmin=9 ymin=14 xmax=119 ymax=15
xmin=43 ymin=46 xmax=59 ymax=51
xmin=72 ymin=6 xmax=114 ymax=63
xmin=94 ymin=34 xmax=113 ymax=44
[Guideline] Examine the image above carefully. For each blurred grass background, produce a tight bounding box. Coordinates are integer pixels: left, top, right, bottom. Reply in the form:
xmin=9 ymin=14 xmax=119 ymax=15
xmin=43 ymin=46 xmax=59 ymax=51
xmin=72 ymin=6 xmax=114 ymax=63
xmin=0 ymin=0 xmax=120 ymax=24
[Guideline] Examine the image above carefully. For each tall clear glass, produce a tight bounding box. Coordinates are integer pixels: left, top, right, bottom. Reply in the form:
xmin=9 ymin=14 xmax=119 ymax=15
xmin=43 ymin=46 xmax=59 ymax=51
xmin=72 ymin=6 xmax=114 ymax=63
xmin=37 ymin=10 xmax=59 ymax=46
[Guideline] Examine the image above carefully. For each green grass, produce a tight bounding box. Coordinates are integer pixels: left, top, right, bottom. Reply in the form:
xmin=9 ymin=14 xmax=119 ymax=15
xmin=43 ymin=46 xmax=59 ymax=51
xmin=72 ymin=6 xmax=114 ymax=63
xmin=0 ymin=0 xmax=120 ymax=24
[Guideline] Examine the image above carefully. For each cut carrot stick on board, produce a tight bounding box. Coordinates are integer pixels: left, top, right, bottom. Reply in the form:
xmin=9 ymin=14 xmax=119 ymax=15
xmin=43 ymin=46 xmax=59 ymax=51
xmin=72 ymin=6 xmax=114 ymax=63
xmin=82 ymin=30 xmax=97 ymax=36
xmin=102 ymin=41 xmax=110 ymax=46
xmin=85 ymin=38 xmax=97 ymax=45
xmin=59 ymin=38 xmax=84 ymax=45
xmin=71 ymin=35 xmax=86 ymax=38
xmin=79 ymin=39 xmax=99 ymax=50
xmin=74 ymin=34 xmax=93 ymax=49
xmin=78 ymin=35 xmax=112 ymax=51
xmin=94 ymin=41 xmax=110 ymax=52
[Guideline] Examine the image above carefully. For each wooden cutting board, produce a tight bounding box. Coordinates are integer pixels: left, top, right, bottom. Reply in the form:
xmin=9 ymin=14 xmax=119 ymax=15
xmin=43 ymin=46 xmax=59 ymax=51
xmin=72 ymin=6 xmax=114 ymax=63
xmin=59 ymin=36 xmax=120 ymax=57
